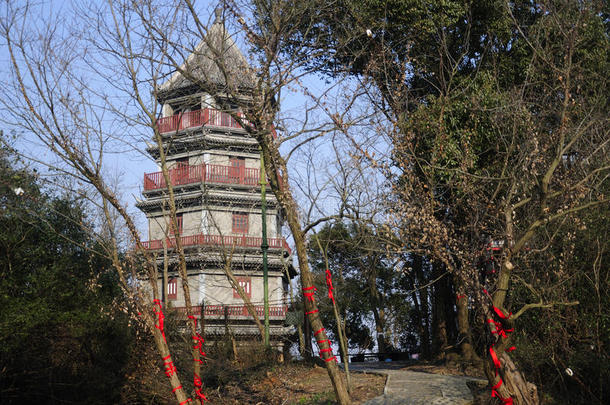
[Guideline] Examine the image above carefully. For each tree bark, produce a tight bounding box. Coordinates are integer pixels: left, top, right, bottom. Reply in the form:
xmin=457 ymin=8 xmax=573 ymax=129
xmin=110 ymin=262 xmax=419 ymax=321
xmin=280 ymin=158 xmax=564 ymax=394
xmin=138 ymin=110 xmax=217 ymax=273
xmin=258 ymin=140 xmax=350 ymax=404
xmin=431 ymin=263 xmax=449 ymax=358
xmin=413 ymin=255 xmax=431 ymax=359
xmin=454 ymin=273 xmax=477 ymax=363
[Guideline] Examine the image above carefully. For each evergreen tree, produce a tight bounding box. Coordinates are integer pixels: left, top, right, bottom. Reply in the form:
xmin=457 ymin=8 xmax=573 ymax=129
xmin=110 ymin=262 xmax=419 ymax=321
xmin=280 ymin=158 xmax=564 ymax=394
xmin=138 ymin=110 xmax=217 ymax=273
xmin=0 ymin=148 xmax=130 ymax=404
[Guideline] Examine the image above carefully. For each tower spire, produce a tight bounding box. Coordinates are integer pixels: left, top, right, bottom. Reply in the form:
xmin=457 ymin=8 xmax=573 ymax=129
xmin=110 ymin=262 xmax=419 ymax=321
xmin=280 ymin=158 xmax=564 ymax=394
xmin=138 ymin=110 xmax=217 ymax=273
xmin=214 ymin=6 xmax=223 ymax=24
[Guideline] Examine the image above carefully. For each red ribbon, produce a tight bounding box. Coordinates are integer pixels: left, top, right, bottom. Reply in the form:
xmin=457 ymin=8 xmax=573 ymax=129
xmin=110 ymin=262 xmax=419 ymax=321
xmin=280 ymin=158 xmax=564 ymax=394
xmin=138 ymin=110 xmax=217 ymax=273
xmin=489 ymin=346 xmax=502 ymax=375
xmin=315 ymin=334 xmax=337 ymax=362
xmin=456 ymin=294 xmax=466 ymax=301
xmin=491 ymin=378 xmax=514 ymax=404
xmin=163 ymin=355 xmax=177 ymax=378
xmin=188 ymin=315 xmax=206 ymax=358
xmin=487 ymin=318 xmax=514 ymax=339
xmin=187 ymin=315 xmax=207 ymax=403
xmin=303 ymin=286 xmax=317 ymax=302
xmin=493 ymin=306 xmax=512 ymax=320
xmin=305 ymin=309 xmax=318 ymax=315
xmin=153 ymin=299 xmax=166 ymax=342
xmin=483 ymin=293 xmax=516 ymax=404
xmin=193 ymin=375 xmax=207 ymax=403
xmin=325 ymin=269 xmax=335 ymax=304
xmin=172 ymin=385 xmax=183 ymax=393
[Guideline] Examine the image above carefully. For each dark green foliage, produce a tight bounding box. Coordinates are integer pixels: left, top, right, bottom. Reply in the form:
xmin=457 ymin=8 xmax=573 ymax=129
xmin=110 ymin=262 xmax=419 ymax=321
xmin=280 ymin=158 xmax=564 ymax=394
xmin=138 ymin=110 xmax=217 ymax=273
xmin=285 ymin=0 xmax=609 ymax=401
xmin=0 ymin=149 xmax=130 ymax=404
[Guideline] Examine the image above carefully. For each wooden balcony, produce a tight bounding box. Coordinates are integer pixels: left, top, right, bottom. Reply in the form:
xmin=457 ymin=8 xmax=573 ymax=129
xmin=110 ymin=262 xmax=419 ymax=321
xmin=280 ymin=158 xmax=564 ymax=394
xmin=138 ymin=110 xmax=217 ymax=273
xmin=173 ymin=305 xmax=288 ymax=319
xmin=157 ymin=108 xmax=277 ymax=137
xmin=158 ymin=108 xmax=247 ymax=133
xmin=142 ymin=233 xmax=291 ymax=255
xmin=144 ymin=163 xmax=260 ymax=191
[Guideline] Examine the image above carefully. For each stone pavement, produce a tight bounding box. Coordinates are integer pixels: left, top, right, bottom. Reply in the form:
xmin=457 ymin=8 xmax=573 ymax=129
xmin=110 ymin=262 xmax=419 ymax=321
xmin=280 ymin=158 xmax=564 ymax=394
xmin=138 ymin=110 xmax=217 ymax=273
xmin=346 ymin=361 xmax=485 ymax=405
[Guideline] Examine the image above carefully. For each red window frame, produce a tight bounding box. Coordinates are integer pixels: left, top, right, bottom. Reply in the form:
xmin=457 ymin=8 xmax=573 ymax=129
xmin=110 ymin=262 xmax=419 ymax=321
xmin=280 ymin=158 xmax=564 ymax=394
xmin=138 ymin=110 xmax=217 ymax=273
xmin=232 ymin=212 xmax=248 ymax=234
xmin=229 ymin=157 xmax=245 ymax=183
xmin=170 ymin=213 xmax=183 ymax=235
xmin=233 ymin=277 xmax=252 ymax=298
xmin=168 ymin=278 xmax=178 ymax=300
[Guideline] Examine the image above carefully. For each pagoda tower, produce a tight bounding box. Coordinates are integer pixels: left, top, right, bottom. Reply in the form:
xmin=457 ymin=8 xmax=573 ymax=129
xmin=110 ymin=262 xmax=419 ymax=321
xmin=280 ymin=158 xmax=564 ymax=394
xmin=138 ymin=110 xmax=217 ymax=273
xmin=137 ymin=8 xmax=294 ymax=348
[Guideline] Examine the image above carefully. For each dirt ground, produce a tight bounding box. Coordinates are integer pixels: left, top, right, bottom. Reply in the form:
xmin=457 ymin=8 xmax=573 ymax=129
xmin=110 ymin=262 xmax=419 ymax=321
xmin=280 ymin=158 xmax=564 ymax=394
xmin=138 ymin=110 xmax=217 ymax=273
xmin=205 ymin=362 xmax=385 ymax=404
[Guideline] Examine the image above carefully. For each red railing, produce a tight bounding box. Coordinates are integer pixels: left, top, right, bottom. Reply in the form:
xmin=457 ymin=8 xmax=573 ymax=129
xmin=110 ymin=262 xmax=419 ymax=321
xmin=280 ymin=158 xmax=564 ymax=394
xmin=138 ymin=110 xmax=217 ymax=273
xmin=173 ymin=305 xmax=287 ymax=318
xmin=157 ymin=108 xmax=248 ymax=133
xmin=156 ymin=108 xmax=278 ymax=137
xmin=144 ymin=163 xmax=260 ymax=191
xmin=142 ymin=233 xmax=291 ymax=255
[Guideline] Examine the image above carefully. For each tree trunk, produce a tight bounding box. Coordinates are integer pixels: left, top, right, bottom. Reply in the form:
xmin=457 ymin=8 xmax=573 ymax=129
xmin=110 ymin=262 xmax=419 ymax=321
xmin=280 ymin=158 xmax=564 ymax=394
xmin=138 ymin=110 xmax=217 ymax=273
xmin=481 ymin=259 xmax=539 ymax=404
xmin=413 ymin=255 xmax=431 ymax=359
xmin=303 ymin=302 xmax=312 ymax=357
xmin=259 ymin=142 xmax=350 ymax=404
xmin=483 ymin=351 xmax=539 ymax=405
xmin=431 ymin=263 xmax=449 ymax=358
xmin=455 ymin=273 xmax=477 ymax=362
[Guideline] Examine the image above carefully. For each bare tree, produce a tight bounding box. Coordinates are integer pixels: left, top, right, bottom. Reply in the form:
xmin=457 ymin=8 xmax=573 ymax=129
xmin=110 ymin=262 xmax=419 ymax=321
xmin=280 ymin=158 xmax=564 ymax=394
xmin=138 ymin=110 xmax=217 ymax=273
xmin=0 ymin=0 xmax=362 ymax=402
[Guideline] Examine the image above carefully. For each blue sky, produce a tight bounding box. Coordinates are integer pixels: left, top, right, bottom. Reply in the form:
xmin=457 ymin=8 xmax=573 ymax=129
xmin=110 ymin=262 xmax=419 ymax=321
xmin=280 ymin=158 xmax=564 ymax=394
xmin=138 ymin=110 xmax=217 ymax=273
xmin=0 ymin=0 xmax=388 ymax=243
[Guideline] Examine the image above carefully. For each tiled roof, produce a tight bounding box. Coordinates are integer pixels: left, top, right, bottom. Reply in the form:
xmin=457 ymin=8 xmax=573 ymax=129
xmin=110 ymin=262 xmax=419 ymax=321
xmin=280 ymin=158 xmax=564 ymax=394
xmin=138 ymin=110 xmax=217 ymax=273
xmin=159 ymin=8 xmax=254 ymax=94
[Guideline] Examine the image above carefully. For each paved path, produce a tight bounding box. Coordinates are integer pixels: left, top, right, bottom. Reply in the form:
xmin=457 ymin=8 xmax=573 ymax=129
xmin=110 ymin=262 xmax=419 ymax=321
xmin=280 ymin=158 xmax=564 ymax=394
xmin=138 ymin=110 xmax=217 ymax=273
xmin=347 ymin=362 xmax=485 ymax=405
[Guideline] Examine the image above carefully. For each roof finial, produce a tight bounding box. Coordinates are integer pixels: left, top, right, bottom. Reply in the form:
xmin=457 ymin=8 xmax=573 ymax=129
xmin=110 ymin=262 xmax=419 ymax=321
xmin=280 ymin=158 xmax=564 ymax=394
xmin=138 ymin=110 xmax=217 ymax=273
xmin=214 ymin=7 xmax=223 ymax=24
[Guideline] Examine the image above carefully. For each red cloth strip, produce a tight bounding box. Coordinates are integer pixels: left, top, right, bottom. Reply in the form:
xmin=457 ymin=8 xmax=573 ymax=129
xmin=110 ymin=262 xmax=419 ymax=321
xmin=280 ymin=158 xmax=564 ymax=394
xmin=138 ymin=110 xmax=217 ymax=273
xmin=153 ymin=300 xmax=166 ymax=342
xmin=172 ymin=385 xmax=183 ymax=393
xmin=491 ymin=378 xmax=513 ymax=404
xmin=188 ymin=315 xmax=206 ymax=357
xmin=489 ymin=346 xmax=502 ymax=375
xmin=324 ymin=356 xmax=337 ymax=362
xmin=306 ymin=309 xmax=319 ymax=315
xmin=164 ymin=359 xmax=178 ymax=378
xmin=491 ymin=378 xmax=503 ymax=398
xmin=179 ymin=400 xmax=193 ymax=405
xmin=456 ymin=294 xmax=466 ymax=301
xmin=493 ymin=306 xmax=512 ymax=320
xmin=487 ymin=318 xmax=514 ymax=339
xmin=506 ymin=346 xmax=516 ymax=352
xmin=314 ymin=328 xmax=325 ymax=336
xmin=325 ymin=269 xmax=335 ymax=304
xmin=302 ymin=286 xmax=317 ymax=302
xmin=194 ymin=375 xmax=207 ymax=403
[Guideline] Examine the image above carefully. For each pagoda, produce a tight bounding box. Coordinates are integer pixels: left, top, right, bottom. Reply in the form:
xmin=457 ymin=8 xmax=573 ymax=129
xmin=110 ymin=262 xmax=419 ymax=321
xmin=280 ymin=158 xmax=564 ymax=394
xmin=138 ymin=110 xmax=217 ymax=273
xmin=137 ymin=8 xmax=294 ymax=348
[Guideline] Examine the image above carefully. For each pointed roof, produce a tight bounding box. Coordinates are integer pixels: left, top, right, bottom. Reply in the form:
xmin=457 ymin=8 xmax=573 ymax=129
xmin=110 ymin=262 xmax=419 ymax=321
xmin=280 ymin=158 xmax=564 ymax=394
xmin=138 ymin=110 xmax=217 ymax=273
xmin=159 ymin=8 xmax=254 ymax=97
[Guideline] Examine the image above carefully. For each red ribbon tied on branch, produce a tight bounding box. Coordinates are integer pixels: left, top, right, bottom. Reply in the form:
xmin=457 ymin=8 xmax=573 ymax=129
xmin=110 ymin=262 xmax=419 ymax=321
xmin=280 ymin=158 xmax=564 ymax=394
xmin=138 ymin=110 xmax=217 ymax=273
xmin=153 ymin=299 xmax=166 ymax=342
xmin=302 ymin=286 xmax=317 ymax=302
xmin=314 ymin=329 xmax=337 ymax=362
xmin=187 ymin=315 xmax=207 ymax=403
xmin=487 ymin=318 xmax=514 ymax=339
xmin=491 ymin=378 xmax=514 ymax=404
xmin=487 ymin=302 xmax=516 ymax=404
xmin=163 ymin=355 xmax=177 ymax=378
xmin=193 ymin=375 xmax=207 ymax=403
xmin=188 ymin=315 xmax=207 ymax=359
xmin=325 ymin=269 xmax=335 ymax=304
